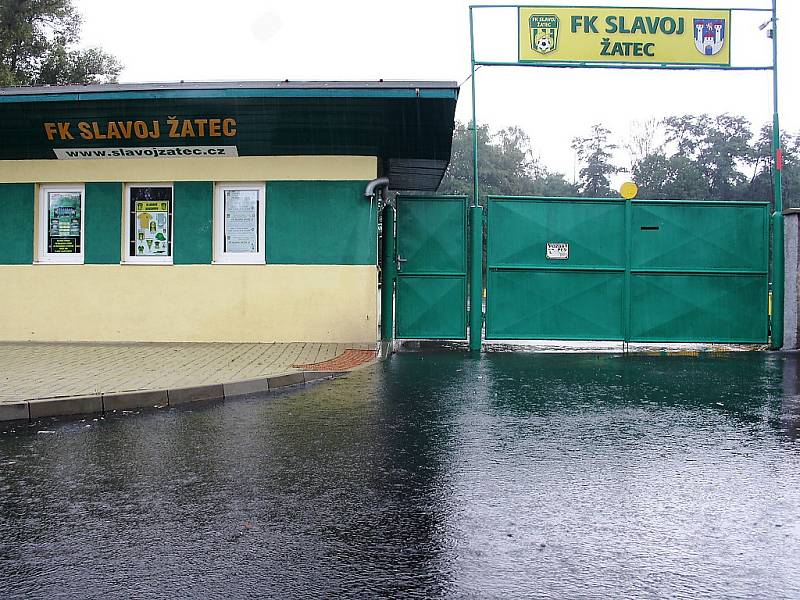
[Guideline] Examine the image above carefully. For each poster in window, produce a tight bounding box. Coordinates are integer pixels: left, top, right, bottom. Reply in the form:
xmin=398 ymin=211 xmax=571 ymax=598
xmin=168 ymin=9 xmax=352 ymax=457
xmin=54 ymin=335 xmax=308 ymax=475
xmin=47 ymin=192 xmax=81 ymax=253
xmin=130 ymin=186 xmax=172 ymax=257
xmin=224 ymin=190 xmax=258 ymax=253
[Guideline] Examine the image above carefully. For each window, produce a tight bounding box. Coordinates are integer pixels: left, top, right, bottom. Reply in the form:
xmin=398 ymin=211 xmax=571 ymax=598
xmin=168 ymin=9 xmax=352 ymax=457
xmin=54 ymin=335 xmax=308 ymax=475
xmin=124 ymin=184 xmax=173 ymax=264
xmin=38 ymin=184 xmax=85 ymax=263
xmin=213 ymin=183 xmax=266 ymax=264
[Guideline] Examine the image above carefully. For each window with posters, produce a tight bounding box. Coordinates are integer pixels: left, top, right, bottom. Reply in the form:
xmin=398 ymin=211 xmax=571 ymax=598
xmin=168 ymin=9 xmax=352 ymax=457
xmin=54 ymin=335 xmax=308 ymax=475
xmin=213 ymin=183 xmax=266 ymax=264
xmin=125 ymin=184 xmax=173 ymax=263
xmin=38 ymin=184 xmax=84 ymax=263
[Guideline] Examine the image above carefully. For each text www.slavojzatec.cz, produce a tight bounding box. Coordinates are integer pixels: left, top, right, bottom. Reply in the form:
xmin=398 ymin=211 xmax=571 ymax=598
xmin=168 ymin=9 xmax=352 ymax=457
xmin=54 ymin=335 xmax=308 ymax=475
xmin=53 ymin=146 xmax=239 ymax=160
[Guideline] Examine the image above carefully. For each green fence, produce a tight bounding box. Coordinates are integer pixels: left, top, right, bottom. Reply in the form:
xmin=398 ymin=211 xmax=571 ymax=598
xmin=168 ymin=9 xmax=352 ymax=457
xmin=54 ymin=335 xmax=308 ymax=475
xmin=486 ymin=196 xmax=769 ymax=344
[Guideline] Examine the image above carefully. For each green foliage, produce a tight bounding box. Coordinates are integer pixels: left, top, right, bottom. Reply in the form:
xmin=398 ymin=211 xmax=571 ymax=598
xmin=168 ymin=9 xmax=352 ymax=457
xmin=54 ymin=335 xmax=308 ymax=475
xmin=750 ymin=124 xmax=800 ymax=209
xmin=570 ymin=124 xmax=621 ymax=198
xmin=439 ymin=116 xmax=797 ymax=208
xmin=633 ymin=153 xmax=710 ymax=200
xmin=438 ymin=121 xmax=576 ymax=204
xmin=660 ymin=114 xmax=754 ymax=200
xmin=632 ymin=114 xmax=798 ymax=207
xmin=0 ymin=0 xmax=121 ymax=86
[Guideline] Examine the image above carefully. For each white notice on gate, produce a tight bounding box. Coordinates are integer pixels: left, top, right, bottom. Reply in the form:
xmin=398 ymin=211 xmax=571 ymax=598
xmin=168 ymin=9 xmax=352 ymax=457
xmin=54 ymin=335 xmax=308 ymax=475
xmin=224 ymin=190 xmax=258 ymax=253
xmin=546 ymin=242 xmax=569 ymax=260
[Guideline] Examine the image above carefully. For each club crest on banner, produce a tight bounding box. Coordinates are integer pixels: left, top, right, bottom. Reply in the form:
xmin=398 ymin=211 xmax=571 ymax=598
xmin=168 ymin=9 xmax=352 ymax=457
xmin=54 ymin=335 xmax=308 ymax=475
xmin=694 ymin=18 xmax=726 ymax=56
xmin=529 ymin=14 xmax=559 ymax=54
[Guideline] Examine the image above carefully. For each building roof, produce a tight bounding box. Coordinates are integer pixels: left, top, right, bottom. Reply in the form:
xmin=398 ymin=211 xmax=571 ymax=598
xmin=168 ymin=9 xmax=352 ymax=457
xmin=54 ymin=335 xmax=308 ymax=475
xmin=0 ymin=80 xmax=459 ymax=191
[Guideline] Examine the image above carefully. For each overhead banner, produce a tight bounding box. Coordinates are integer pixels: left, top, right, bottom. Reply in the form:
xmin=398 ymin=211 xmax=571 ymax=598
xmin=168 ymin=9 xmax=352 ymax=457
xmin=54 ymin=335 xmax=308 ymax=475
xmin=519 ymin=6 xmax=731 ymax=66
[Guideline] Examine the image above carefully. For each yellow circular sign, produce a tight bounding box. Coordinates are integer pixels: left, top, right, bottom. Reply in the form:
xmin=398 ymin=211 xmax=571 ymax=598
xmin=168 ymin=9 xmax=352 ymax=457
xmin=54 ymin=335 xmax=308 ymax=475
xmin=620 ymin=181 xmax=638 ymax=200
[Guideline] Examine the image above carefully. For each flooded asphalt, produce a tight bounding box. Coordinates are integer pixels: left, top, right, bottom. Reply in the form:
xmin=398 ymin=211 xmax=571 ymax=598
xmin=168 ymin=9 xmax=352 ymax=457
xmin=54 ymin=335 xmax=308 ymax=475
xmin=1 ymin=352 xmax=799 ymax=599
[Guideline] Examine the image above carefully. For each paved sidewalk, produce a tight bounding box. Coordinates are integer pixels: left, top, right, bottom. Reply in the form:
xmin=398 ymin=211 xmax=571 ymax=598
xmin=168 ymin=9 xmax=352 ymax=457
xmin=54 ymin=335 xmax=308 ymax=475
xmin=0 ymin=342 xmax=378 ymax=404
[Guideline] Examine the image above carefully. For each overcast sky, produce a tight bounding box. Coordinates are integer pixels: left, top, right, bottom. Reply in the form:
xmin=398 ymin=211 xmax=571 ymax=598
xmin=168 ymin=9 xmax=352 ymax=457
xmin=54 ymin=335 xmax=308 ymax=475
xmin=75 ymin=0 xmax=798 ymax=182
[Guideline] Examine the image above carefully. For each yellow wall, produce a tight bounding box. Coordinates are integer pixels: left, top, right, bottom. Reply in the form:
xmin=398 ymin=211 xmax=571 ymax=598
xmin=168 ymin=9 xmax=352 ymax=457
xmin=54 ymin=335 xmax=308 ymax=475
xmin=0 ymin=265 xmax=379 ymax=343
xmin=0 ymin=155 xmax=377 ymax=183
xmin=0 ymin=154 xmax=381 ymax=343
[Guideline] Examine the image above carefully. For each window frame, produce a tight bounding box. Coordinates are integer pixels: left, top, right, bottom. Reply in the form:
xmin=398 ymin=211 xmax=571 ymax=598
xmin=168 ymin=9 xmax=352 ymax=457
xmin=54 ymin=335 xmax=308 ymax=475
xmin=123 ymin=183 xmax=174 ymax=265
xmin=37 ymin=183 xmax=86 ymax=264
xmin=213 ymin=182 xmax=266 ymax=265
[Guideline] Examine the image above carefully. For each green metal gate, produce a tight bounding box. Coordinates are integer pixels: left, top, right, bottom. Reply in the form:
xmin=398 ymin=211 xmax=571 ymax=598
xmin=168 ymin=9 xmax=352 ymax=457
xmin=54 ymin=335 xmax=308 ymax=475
xmin=486 ymin=196 xmax=769 ymax=343
xmin=395 ymin=195 xmax=468 ymax=339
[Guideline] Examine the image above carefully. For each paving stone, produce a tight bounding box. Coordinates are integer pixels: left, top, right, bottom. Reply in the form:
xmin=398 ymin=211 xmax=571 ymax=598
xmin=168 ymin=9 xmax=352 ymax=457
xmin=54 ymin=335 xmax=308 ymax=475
xmin=267 ymin=373 xmax=305 ymax=389
xmin=0 ymin=342 xmax=379 ymax=408
xmin=103 ymin=390 xmax=168 ymax=412
xmin=0 ymin=402 xmax=29 ymax=422
xmin=168 ymin=384 xmax=225 ymax=406
xmin=223 ymin=378 xmax=269 ymax=399
xmin=28 ymin=395 xmax=103 ymax=419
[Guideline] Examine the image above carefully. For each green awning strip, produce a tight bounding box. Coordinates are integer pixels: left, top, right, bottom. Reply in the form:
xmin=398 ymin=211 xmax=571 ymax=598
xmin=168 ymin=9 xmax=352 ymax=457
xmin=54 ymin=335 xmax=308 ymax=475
xmin=0 ymin=87 xmax=458 ymax=104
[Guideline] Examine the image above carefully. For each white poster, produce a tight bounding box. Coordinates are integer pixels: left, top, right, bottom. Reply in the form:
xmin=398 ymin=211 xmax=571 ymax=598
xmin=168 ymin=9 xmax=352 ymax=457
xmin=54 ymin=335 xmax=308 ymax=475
xmin=224 ymin=190 xmax=258 ymax=253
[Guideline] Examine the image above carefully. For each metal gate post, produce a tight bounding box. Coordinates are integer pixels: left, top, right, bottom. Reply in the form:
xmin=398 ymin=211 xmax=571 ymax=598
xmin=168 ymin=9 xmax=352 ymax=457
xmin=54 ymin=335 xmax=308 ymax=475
xmin=381 ymin=204 xmax=396 ymax=342
xmin=773 ymin=211 xmax=784 ymax=348
xmin=770 ymin=0 xmax=784 ymax=350
xmin=469 ymin=204 xmax=484 ymax=351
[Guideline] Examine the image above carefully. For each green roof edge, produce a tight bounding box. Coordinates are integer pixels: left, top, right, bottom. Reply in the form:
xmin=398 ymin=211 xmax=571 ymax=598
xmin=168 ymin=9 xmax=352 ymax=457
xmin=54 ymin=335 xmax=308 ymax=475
xmin=0 ymin=86 xmax=458 ymax=104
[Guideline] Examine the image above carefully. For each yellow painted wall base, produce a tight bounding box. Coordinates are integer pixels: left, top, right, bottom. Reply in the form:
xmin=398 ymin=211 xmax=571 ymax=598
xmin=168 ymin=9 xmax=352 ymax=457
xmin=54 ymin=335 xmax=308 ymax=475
xmin=0 ymin=265 xmax=379 ymax=343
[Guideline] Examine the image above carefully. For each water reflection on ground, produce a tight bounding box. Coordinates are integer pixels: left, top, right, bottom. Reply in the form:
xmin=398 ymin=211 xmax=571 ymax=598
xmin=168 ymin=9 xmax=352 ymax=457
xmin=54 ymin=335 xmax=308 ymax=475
xmin=1 ymin=352 xmax=799 ymax=598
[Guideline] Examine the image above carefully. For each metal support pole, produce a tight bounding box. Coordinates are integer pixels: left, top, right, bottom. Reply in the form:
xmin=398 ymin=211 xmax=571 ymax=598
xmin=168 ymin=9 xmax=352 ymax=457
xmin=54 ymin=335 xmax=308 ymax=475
xmin=381 ymin=204 xmax=396 ymax=342
xmin=770 ymin=0 xmax=784 ymax=350
xmin=469 ymin=205 xmax=484 ymax=351
xmin=468 ymin=7 xmax=484 ymax=353
xmin=469 ymin=7 xmax=480 ymax=210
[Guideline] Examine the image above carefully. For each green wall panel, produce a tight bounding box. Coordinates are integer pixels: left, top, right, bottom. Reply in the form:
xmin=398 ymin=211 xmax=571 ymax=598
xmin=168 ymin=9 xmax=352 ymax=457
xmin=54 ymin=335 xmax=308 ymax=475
xmin=486 ymin=270 xmax=625 ymax=340
xmin=396 ymin=196 xmax=466 ymax=274
xmin=396 ymin=276 xmax=466 ymax=339
xmin=0 ymin=183 xmax=34 ymax=264
xmin=266 ymin=181 xmax=375 ymax=265
xmin=85 ymin=182 xmax=121 ymax=264
xmin=173 ymin=181 xmax=213 ymax=265
xmin=632 ymin=202 xmax=768 ymax=271
xmin=488 ymin=198 xmax=625 ymax=268
xmin=630 ymin=273 xmax=768 ymax=343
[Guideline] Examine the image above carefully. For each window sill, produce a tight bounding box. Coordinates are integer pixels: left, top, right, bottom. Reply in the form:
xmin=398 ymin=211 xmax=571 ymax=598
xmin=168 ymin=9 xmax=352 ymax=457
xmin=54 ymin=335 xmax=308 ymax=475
xmin=34 ymin=259 xmax=85 ymax=265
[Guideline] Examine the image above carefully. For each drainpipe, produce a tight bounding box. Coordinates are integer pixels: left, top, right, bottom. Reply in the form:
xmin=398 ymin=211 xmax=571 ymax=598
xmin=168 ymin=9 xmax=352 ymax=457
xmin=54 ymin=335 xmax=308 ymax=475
xmin=366 ymin=178 xmax=395 ymax=342
xmin=364 ymin=177 xmax=390 ymax=202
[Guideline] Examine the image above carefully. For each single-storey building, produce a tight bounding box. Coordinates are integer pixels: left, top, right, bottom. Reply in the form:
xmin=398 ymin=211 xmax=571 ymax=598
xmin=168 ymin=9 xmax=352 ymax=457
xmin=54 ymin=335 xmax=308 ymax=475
xmin=0 ymin=80 xmax=458 ymax=343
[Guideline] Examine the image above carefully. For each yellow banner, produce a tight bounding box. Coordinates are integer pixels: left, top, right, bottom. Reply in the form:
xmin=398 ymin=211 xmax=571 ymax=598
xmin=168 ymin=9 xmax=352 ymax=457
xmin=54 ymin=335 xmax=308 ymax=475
xmin=135 ymin=201 xmax=169 ymax=212
xmin=519 ymin=6 xmax=731 ymax=66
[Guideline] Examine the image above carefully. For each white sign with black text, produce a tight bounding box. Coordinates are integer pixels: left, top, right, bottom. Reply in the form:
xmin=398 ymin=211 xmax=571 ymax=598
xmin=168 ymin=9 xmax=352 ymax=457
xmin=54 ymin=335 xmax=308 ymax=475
xmin=224 ymin=189 xmax=259 ymax=253
xmin=546 ymin=242 xmax=569 ymax=260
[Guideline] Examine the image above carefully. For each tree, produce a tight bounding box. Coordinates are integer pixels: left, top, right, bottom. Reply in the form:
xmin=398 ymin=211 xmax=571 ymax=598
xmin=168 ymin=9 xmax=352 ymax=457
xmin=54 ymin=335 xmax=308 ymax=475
xmin=661 ymin=114 xmax=754 ymax=200
xmin=438 ymin=121 xmax=576 ymax=203
xmin=750 ymin=124 xmax=800 ymax=210
xmin=571 ymin=124 xmax=621 ymax=198
xmin=626 ymin=118 xmax=661 ymax=171
xmin=0 ymin=0 xmax=121 ymax=86
xmin=633 ymin=152 xmax=709 ymax=200
xmin=628 ymin=114 xmax=798 ymax=205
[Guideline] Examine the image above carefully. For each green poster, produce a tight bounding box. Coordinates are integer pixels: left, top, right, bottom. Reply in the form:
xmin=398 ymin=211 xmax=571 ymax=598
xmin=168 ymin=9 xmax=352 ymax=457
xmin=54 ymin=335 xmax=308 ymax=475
xmin=48 ymin=192 xmax=81 ymax=253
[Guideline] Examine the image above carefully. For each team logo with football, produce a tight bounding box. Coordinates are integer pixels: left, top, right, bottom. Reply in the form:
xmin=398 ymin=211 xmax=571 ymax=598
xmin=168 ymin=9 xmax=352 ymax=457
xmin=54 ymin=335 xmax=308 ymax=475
xmin=694 ymin=18 xmax=726 ymax=56
xmin=529 ymin=14 xmax=559 ymax=54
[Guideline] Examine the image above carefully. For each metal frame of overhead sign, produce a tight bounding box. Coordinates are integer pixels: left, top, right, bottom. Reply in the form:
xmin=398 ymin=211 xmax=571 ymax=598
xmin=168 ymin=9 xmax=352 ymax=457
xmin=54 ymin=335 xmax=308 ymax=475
xmin=467 ymin=1 xmax=785 ymax=350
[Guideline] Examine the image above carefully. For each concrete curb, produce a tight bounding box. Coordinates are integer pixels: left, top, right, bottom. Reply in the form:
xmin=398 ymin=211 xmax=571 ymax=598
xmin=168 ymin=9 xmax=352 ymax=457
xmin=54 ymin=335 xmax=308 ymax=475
xmin=0 ymin=369 xmax=347 ymax=424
